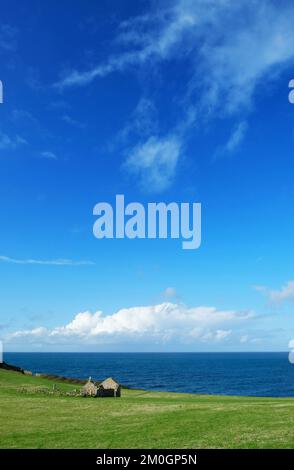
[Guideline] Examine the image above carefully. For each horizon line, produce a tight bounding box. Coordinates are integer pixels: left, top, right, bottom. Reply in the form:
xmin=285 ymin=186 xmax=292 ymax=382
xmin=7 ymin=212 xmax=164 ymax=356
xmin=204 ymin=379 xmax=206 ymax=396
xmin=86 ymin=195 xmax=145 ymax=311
xmin=3 ymin=351 xmax=289 ymax=354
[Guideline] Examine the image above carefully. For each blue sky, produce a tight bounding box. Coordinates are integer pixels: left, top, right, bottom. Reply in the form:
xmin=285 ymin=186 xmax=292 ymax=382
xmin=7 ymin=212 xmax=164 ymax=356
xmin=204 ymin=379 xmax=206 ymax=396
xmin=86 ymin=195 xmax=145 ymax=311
xmin=1 ymin=0 xmax=294 ymax=352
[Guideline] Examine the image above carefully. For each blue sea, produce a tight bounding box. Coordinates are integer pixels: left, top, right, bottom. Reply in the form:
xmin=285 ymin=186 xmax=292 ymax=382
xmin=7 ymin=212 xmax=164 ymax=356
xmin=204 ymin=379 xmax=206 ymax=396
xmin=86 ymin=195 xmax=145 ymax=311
xmin=4 ymin=352 xmax=294 ymax=397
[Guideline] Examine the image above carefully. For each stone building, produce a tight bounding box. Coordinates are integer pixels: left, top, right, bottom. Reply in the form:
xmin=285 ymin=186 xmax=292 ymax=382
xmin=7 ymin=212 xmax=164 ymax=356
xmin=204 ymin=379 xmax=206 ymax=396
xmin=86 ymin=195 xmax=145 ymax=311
xmin=81 ymin=377 xmax=98 ymax=397
xmin=98 ymin=377 xmax=121 ymax=397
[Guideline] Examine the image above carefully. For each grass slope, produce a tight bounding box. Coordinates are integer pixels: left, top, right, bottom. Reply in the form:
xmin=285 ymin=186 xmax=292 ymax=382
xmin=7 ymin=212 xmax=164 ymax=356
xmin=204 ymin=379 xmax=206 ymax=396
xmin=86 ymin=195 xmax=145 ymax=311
xmin=0 ymin=368 xmax=294 ymax=449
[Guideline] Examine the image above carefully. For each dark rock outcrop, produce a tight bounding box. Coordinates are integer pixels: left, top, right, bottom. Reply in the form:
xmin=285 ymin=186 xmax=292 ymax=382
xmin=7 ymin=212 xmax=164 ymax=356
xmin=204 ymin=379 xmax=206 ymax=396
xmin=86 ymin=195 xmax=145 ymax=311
xmin=0 ymin=361 xmax=24 ymax=373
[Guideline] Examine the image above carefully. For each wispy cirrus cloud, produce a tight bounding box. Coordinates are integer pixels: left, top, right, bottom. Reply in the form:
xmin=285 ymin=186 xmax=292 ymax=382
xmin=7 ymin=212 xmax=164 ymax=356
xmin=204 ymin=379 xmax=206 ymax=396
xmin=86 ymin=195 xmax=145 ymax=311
xmin=40 ymin=151 xmax=58 ymax=160
xmin=255 ymin=281 xmax=294 ymax=304
xmin=62 ymin=114 xmax=85 ymax=129
xmin=124 ymin=135 xmax=182 ymax=192
xmin=0 ymin=24 xmax=18 ymax=52
xmin=0 ymin=255 xmax=94 ymax=266
xmin=116 ymin=98 xmax=158 ymax=144
xmin=11 ymin=109 xmax=38 ymax=124
xmin=225 ymin=122 xmax=248 ymax=153
xmin=0 ymin=132 xmax=27 ymax=150
xmin=214 ymin=121 xmax=248 ymax=159
xmin=56 ymin=0 xmax=294 ymax=108
xmin=54 ymin=6 xmax=195 ymax=90
xmin=55 ymin=1 xmax=294 ymax=190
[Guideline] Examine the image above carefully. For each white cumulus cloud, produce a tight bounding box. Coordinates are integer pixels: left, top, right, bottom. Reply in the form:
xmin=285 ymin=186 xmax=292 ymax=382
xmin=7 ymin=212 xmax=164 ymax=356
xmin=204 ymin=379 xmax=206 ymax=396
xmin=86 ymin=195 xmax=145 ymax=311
xmin=6 ymin=302 xmax=253 ymax=348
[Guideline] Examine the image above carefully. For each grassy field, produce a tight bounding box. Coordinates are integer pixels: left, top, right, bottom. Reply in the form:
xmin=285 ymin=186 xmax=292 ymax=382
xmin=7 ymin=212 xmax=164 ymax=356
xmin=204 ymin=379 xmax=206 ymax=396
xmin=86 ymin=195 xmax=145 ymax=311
xmin=1 ymin=368 xmax=294 ymax=449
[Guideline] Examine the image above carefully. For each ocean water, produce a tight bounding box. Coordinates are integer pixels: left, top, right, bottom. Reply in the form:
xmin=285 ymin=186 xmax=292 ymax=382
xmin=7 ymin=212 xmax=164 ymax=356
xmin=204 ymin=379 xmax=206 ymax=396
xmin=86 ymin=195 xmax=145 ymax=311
xmin=4 ymin=352 xmax=294 ymax=397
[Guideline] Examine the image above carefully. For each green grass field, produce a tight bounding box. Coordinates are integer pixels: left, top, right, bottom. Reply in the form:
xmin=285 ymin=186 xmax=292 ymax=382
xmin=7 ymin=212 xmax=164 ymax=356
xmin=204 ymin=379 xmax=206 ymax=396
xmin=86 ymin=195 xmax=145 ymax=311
xmin=1 ymin=368 xmax=294 ymax=449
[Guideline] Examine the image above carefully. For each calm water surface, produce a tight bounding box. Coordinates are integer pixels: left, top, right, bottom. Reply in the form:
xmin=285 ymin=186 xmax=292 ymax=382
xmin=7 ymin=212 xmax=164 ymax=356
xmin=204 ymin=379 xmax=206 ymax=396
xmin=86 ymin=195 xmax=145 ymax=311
xmin=4 ymin=352 xmax=294 ymax=397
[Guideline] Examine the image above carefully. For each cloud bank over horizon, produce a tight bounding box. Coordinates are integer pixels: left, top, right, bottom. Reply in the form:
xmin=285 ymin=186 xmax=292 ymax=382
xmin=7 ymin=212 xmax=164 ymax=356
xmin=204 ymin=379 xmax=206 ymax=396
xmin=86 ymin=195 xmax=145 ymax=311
xmin=5 ymin=301 xmax=253 ymax=351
